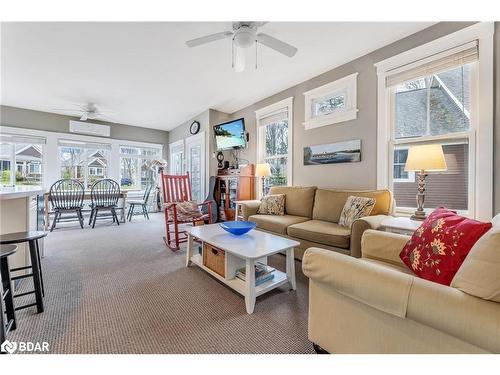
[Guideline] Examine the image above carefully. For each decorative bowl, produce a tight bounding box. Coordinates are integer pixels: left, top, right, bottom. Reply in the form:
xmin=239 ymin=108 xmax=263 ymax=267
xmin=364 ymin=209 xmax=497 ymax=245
xmin=219 ymin=221 xmax=257 ymax=236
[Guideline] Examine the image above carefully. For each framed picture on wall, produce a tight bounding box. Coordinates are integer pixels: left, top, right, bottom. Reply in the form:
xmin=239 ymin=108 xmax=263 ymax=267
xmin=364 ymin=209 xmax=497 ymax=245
xmin=303 ymin=139 xmax=361 ymax=165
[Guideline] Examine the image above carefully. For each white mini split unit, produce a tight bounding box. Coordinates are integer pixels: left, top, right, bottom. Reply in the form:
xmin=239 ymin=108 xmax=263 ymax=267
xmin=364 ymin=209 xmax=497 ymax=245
xmin=69 ymin=120 xmax=110 ymax=137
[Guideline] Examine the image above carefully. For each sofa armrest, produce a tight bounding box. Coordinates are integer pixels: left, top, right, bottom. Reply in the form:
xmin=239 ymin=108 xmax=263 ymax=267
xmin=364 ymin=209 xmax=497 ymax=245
xmin=302 ymin=247 xmax=413 ymax=318
xmin=408 ymin=277 xmax=500 ymax=353
xmin=239 ymin=200 xmax=261 ymax=220
xmin=349 ymin=215 xmax=392 ymax=258
xmin=360 ymin=229 xmax=409 ymax=267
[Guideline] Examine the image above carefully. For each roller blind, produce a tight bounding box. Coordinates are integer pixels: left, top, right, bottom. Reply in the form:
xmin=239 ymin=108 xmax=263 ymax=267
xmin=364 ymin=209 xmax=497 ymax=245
xmin=0 ymin=133 xmax=47 ymax=144
xmin=58 ymin=139 xmax=111 ymax=151
xmin=257 ymin=108 xmax=288 ymax=127
xmin=385 ymin=40 xmax=478 ymax=88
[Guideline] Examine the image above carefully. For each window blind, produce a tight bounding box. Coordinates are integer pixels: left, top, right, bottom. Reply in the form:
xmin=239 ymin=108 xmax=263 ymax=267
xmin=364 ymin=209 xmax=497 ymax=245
xmin=0 ymin=133 xmax=47 ymax=145
xmin=58 ymin=139 xmax=111 ymax=150
xmin=385 ymin=40 xmax=478 ymax=88
xmin=257 ymin=108 xmax=288 ymax=127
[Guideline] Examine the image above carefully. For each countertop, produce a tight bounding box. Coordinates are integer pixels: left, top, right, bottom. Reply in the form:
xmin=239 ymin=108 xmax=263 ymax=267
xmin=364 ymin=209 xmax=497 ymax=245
xmin=0 ymin=185 xmax=45 ymax=200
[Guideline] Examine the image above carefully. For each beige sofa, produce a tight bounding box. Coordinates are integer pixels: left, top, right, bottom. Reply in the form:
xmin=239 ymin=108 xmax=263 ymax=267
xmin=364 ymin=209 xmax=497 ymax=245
xmin=302 ymin=220 xmax=500 ymax=353
xmin=240 ymin=186 xmax=394 ymax=259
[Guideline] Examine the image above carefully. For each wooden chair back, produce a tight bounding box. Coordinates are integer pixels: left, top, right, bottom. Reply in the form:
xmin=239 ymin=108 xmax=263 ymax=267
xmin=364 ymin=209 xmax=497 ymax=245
xmin=161 ymin=172 xmax=192 ymax=203
xmin=91 ymin=179 xmax=121 ymax=207
xmin=49 ymin=179 xmax=85 ymax=209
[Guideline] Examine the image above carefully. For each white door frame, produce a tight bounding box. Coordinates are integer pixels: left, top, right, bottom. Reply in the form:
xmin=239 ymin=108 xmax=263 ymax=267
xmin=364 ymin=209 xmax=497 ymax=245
xmin=185 ymin=132 xmax=206 ymax=202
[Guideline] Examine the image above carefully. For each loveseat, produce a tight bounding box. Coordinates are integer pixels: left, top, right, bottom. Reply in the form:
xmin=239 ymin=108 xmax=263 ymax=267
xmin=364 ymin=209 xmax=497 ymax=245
xmin=239 ymin=186 xmax=394 ymax=259
xmin=302 ymin=217 xmax=500 ymax=353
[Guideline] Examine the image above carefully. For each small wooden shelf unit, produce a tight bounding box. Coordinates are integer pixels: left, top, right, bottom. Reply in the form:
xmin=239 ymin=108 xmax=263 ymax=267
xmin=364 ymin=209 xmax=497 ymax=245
xmin=215 ymin=164 xmax=255 ymax=221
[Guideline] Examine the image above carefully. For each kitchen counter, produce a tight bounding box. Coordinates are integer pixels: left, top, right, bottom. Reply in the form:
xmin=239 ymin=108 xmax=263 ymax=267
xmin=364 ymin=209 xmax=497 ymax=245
xmin=0 ymin=185 xmax=45 ymax=200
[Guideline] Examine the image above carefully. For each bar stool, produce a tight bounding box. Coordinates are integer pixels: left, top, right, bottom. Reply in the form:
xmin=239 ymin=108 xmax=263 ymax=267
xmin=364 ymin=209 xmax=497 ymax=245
xmin=1 ymin=244 xmax=18 ymax=344
xmin=0 ymin=231 xmax=47 ymax=314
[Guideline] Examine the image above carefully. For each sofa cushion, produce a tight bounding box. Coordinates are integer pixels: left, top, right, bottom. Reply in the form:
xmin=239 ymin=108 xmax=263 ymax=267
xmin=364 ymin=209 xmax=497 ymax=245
xmin=338 ymin=196 xmax=376 ymax=228
xmin=287 ymin=220 xmax=351 ymax=248
xmin=313 ymin=189 xmax=393 ymax=223
xmin=268 ymin=186 xmax=317 ymax=218
xmin=248 ymin=214 xmax=309 ymax=235
xmin=451 ymin=214 xmax=500 ymax=302
xmin=399 ymin=207 xmax=492 ymax=286
xmin=257 ymin=194 xmax=285 ymax=215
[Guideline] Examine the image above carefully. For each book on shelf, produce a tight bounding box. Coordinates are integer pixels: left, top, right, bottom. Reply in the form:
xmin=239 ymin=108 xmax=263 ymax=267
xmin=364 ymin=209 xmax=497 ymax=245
xmin=235 ymin=262 xmax=275 ymax=285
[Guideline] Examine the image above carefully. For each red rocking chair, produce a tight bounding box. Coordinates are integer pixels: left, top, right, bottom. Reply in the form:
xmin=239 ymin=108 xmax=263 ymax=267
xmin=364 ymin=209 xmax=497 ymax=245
xmin=161 ymin=172 xmax=213 ymax=251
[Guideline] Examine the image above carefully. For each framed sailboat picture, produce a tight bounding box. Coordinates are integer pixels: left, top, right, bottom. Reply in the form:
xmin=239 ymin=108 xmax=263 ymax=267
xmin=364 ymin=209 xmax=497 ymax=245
xmin=303 ymin=139 xmax=361 ymax=165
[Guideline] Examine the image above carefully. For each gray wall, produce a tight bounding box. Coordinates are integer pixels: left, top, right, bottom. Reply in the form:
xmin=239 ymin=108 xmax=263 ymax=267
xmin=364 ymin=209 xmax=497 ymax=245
xmin=229 ymin=22 xmax=478 ymax=191
xmin=1 ymin=105 xmax=169 ymax=156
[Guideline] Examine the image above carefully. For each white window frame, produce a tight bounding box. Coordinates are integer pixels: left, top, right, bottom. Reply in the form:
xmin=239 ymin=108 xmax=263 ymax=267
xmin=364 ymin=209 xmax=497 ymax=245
xmin=375 ymin=22 xmax=494 ymax=220
xmin=185 ymin=132 xmax=206 ymax=203
xmin=0 ymin=125 xmax=163 ymax=190
xmin=255 ymin=97 xmax=293 ymax=194
xmin=119 ymin=144 xmax=161 ymax=189
xmin=303 ymin=72 xmax=358 ymax=130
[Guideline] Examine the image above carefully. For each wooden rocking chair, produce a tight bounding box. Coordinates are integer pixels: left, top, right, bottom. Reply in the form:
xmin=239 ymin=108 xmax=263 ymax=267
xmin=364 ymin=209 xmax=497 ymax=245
xmin=161 ymin=172 xmax=213 ymax=251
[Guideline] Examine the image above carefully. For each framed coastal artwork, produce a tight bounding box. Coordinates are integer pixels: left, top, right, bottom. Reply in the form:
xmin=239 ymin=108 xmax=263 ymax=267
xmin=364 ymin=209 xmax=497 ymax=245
xmin=303 ymin=139 xmax=361 ymax=165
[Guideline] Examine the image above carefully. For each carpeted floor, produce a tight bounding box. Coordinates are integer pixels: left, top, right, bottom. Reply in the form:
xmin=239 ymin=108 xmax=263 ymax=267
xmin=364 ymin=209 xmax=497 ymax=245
xmin=9 ymin=213 xmax=314 ymax=354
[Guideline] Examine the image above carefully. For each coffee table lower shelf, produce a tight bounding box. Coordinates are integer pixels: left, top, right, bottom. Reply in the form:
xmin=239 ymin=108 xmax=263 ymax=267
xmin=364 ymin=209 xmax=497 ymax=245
xmin=190 ymin=253 xmax=290 ymax=298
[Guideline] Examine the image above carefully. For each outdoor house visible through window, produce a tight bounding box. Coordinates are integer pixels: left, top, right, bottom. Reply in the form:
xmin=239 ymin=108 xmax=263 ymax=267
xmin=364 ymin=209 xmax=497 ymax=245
xmin=0 ymin=133 xmax=46 ymax=186
xmin=256 ymin=98 xmax=293 ymax=194
xmin=58 ymin=140 xmax=111 ymax=189
xmin=119 ymin=145 xmax=160 ymax=190
xmin=387 ymin=40 xmax=478 ymax=214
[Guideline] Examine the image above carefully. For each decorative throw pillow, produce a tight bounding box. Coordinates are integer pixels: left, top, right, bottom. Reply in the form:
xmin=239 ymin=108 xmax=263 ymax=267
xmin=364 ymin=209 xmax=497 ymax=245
xmin=166 ymin=201 xmax=202 ymax=222
xmin=257 ymin=194 xmax=286 ymax=215
xmin=338 ymin=196 xmax=376 ymax=228
xmin=399 ymin=207 xmax=492 ymax=286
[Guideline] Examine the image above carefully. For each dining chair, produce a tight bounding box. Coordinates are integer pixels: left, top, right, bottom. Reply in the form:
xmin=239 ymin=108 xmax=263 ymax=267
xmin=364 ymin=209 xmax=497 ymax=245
xmin=127 ymin=184 xmax=153 ymax=221
xmin=89 ymin=179 xmax=121 ymax=228
xmin=48 ymin=179 xmax=85 ymax=231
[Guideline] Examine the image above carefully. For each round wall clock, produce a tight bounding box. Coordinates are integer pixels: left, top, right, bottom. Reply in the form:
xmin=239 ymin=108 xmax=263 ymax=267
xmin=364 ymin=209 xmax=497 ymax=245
xmin=189 ymin=120 xmax=201 ymax=135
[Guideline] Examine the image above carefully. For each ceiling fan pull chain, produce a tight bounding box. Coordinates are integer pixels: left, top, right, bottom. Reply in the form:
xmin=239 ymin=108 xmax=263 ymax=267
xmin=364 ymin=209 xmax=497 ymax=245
xmin=255 ymin=39 xmax=258 ymax=70
xmin=231 ymin=38 xmax=235 ymax=69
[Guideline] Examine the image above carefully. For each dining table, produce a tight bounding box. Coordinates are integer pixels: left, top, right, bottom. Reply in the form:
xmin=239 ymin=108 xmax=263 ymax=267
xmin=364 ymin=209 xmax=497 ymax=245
xmin=43 ymin=190 xmax=137 ymax=230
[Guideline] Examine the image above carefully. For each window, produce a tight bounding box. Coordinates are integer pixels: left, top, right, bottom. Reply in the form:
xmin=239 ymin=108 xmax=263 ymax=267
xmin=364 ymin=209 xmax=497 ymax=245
xmin=119 ymin=145 xmax=160 ymax=190
xmin=256 ymin=97 xmax=293 ymax=195
xmin=303 ymin=73 xmax=358 ymax=130
xmin=169 ymin=140 xmax=184 ymax=175
xmin=58 ymin=140 xmax=110 ymax=188
xmin=376 ymin=23 xmax=494 ymax=220
xmin=0 ymin=134 xmax=45 ymax=186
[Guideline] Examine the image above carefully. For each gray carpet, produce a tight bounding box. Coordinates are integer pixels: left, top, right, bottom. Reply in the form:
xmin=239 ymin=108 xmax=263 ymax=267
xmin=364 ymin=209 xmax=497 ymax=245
xmin=9 ymin=213 xmax=314 ymax=354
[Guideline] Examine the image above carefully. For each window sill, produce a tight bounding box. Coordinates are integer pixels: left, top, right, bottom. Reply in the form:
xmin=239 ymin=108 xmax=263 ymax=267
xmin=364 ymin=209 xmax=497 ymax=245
xmin=303 ymin=108 xmax=358 ymax=130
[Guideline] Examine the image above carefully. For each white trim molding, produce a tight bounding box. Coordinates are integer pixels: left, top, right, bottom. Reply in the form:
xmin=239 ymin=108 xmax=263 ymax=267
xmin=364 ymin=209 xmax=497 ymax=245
xmin=374 ymin=22 xmax=494 ymax=220
xmin=302 ymin=72 xmax=358 ymax=130
xmin=255 ymin=97 xmax=294 ymax=190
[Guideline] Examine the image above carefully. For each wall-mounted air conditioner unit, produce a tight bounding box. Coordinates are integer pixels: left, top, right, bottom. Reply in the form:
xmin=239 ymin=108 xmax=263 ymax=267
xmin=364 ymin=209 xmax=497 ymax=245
xmin=69 ymin=120 xmax=111 ymax=137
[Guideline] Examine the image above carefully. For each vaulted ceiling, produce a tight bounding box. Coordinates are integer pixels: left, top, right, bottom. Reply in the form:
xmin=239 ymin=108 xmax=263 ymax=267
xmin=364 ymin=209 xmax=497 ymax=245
xmin=1 ymin=22 xmax=434 ymax=130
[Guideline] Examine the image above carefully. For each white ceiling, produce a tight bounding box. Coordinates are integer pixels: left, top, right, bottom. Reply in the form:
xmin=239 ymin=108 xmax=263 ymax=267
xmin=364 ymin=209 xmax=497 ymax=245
xmin=1 ymin=22 xmax=435 ymax=131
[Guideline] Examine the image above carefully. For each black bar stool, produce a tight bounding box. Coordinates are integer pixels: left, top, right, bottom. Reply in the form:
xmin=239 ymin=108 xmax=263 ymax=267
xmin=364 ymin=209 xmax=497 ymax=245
xmin=0 ymin=231 xmax=47 ymax=314
xmin=1 ymin=244 xmax=18 ymax=344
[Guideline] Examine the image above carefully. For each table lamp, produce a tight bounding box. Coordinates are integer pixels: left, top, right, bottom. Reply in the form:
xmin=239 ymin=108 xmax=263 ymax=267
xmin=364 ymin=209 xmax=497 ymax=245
xmin=255 ymin=163 xmax=271 ymax=197
xmin=404 ymin=144 xmax=447 ymax=220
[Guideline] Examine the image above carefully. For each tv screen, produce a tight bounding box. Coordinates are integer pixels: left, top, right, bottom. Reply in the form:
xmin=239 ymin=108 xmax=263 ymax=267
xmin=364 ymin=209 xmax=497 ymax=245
xmin=213 ymin=118 xmax=246 ymax=151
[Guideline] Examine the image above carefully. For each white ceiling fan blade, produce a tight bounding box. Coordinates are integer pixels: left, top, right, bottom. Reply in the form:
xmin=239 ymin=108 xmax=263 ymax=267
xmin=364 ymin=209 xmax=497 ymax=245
xmin=186 ymin=31 xmax=233 ymax=47
xmin=257 ymin=33 xmax=297 ymax=57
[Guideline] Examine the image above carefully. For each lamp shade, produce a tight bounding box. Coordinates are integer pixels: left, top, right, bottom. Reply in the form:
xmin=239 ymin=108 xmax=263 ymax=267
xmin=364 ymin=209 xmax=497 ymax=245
xmin=255 ymin=163 xmax=272 ymax=177
xmin=404 ymin=144 xmax=447 ymax=172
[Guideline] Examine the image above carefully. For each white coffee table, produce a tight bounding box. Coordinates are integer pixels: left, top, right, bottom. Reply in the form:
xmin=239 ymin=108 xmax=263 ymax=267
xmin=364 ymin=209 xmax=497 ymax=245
xmin=185 ymin=224 xmax=300 ymax=314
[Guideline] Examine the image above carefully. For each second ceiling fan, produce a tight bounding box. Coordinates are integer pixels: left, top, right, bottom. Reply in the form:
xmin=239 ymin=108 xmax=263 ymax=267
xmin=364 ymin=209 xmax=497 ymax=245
xmin=186 ymin=22 xmax=298 ymax=72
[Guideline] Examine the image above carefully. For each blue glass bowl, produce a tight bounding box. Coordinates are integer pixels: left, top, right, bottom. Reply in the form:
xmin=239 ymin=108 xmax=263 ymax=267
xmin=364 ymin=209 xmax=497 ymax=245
xmin=219 ymin=221 xmax=257 ymax=236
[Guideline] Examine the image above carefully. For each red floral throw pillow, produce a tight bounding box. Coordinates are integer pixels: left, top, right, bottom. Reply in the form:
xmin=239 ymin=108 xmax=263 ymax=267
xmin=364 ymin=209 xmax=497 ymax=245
xmin=399 ymin=207 xmax=492 ymax=286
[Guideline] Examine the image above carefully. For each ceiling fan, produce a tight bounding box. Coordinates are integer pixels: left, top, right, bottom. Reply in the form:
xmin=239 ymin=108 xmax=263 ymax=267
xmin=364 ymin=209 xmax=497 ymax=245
xmin=186 ymin=22 xmax=298 ymax=72
xmin=52 ymin=103 xmax=114 ymax=122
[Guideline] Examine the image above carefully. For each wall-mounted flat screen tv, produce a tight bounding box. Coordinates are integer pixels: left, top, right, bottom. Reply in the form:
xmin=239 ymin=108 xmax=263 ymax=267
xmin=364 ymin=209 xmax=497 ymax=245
xmin=213 ymin=118 xmax=246 ymax=151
